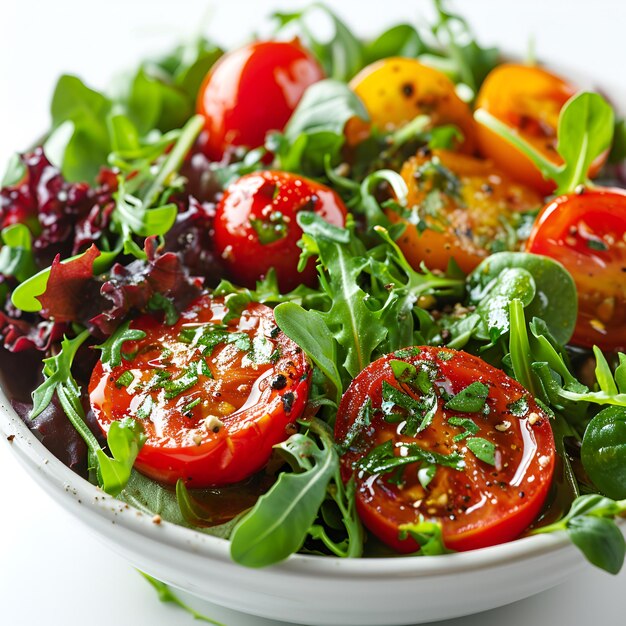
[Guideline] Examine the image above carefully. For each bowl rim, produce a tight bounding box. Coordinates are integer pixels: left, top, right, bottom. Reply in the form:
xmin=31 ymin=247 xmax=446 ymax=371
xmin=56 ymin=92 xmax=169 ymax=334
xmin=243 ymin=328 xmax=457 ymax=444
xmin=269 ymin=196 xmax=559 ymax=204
xmin=0 ymin=389 xmax=588 ymax=578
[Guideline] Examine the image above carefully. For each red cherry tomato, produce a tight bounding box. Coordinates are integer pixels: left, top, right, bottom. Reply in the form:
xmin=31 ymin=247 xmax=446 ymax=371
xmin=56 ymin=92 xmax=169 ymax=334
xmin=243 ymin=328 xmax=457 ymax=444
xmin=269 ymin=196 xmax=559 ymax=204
xmin=89 ymin=296 xmax=310 ymax=487
xmin=196 ymin=41 xmax=324 ymax=160
xmin=525 ymin=188 xmax=626 ymax=351
xmin=335 ymin=346 xmax=555 ymax=553
xmin=213 ymin=170 xmax=347 ymax=291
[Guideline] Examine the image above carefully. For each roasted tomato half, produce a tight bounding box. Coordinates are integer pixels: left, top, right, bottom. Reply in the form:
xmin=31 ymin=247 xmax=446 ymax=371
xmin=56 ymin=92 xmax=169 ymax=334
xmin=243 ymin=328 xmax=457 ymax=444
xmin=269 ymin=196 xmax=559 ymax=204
xmin=89 ymin=296 xmax=311 ymax=487
xmin=213 ymin=170 xmax=347 ymax=291
xmin=526 ymin=188 xmax=626 ymax=351
xmin=335 ymin=346 xmax=555 ymax=553
xmin=350 ymin=57 xmax=477 ymax=152
xmin=475 ymin=63 xmax=607 ymax=194
xmin=389 ymin=149 xmax=542 ymax=274
xmin=196 ymin=40 xmax=324 ymax=161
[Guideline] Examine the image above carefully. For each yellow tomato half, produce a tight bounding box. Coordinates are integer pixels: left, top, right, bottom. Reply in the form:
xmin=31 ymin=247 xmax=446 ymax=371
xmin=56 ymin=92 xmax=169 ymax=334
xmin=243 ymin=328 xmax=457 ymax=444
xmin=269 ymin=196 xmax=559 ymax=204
xmin=350 ymin=57 xmax=477 ymax=152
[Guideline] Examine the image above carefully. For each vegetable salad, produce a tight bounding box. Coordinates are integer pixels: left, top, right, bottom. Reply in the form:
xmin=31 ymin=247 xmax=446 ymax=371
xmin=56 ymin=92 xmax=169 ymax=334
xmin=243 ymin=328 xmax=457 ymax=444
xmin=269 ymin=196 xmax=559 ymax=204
xmin=1 ymin=0 xmax=626 ymax=574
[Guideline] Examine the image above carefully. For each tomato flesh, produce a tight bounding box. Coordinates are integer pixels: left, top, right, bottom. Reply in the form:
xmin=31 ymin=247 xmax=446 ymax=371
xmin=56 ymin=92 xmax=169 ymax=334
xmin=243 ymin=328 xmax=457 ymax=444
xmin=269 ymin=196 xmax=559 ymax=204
xmin=526 ymin=188 xmax=626 ymax=351
xmin=335 ymin=346 xmax=555 ymax=553
xmin=196 ymin=40 xmax=324 ymax=160
xmin=390 ymin=149 xmax=542 ymax=274
xmin=89 ymin=297 xmax=310 ymax=487
xmin=213 ymin=170 xmax=347 ymax=291
xmin=350 ymin=57 xmax=477 ymax=153
xmin=475 ymin=63 xmax=606 ymax=194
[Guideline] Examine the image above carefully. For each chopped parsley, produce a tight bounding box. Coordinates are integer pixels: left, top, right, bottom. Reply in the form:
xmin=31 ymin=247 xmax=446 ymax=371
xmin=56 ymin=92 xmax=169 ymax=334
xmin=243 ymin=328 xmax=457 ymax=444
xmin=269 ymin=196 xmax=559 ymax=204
xmin=115 ymin=370 xmax=135 ymax=389
xmin=355 ymin=439 xmax=465 ymax=476
xmin=508 ymin=396 xmax=529 ymax=417
xmin=136 ymin=396 xmax=154 ymax=420
xmin=444 ymin=381 xmax=489 ymax=413
xmin=466 ymin=437 xmax=496 ymax=466
xmin=448 ymin=416 xmax=479 ymax=442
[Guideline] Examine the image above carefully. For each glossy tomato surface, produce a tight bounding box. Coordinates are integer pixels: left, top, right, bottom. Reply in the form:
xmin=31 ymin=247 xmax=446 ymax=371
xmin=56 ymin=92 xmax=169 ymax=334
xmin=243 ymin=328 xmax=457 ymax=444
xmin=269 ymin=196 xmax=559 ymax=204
xmin=197 ymin=40 xmax=324 ymax=160
xmin=213 ymin=170 xmax=347 ymax=291
xmin=526 ymin=188 xmax=626 ymax=351
xmin=335 ymin=346 xmax=555 ymax=553
xmin=89 ymin=296 xmax=310 ymax=487
xmin=390 ymin=149 xmax=542 ymax=273
xmin=475 ymin=64 xmax=607 ymax=194
xmin=350 ymin=57 xmax=476 ymax=152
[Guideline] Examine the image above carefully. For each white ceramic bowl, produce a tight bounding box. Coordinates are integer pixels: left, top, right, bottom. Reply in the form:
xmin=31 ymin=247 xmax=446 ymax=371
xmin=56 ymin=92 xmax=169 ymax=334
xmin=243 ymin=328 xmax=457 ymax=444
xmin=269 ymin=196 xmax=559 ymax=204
xmin=0 ymin=385 xmax=598 ymax=626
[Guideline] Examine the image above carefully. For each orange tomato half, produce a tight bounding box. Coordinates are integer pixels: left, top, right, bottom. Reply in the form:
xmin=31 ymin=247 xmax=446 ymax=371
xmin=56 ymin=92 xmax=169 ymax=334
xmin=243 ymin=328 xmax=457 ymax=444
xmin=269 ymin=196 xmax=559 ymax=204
xmin=389 ymin=149 xmax=543 ymax=274
xmin=475 ymin=63 xmax=607 ymax=194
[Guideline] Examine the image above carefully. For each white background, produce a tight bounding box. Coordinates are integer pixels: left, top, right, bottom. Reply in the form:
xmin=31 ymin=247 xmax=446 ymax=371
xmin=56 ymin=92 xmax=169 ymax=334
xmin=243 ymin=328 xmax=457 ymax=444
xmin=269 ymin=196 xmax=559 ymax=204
xmin=1 ymin=1 xmax=625 ymax=625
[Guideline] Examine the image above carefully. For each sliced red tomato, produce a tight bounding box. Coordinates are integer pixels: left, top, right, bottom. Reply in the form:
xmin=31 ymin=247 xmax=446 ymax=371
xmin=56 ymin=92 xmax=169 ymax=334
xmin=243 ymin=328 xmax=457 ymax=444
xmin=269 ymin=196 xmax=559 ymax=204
xmin=196 ymin=40 xmax=324 ymax=160
xmin=335 ymin=346 xmax=555 ymax=553
xmin=89 ymin=296 xmax=310 ymax=487
xmin=525 ymin=188 xmax=626 ymax=351
xmin=475 ymin=64 xmax=607 ymax=194
xmin=213 ymin=170 xmax=347 ymax=291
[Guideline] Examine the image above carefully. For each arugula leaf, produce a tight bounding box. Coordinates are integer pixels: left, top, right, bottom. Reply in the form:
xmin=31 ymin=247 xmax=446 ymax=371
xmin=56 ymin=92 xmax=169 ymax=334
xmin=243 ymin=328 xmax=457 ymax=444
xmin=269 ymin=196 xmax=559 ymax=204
xmin=139 ymin=573 xmax=225 ymax=625
xmin=475 ymin=92 xmax=614 ymax=193
xmin=298 ymin=212 xmax=387 ymax=379
xmin=274 ymin=302 xmax=342 ymax=404
xmin=532 ymin=494 xmax=626 ymax=574
xmin=96 ymin=418 xmax=146 ymax=497
xmin=230 ymin=431 xmax=337 ymax=567
xmin=95 ymin=320 xmax=147 ymax=369
xmin=398 ymin=517 xmax=453 ymax=556
xmin=273 ymin=4 xmax=364 ymax=82
xmin=430 ymin=0 xmax=499 ymax=95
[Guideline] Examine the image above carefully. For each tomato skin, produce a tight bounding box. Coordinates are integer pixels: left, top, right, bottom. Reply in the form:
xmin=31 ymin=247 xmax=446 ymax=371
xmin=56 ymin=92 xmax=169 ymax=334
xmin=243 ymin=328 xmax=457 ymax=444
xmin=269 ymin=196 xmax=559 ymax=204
xmin=335 ymin=346 xmax=555 ymax=553
xmin=213 ymin=170 xmax=347 ymax=291
xmin=525 ymin=188 xmax=626 ymax=351
xmin=475 ymin=64 xmax=607 ymax=194
xmin=350 ymin=57 xmax=477 ymax=152
xmin=390 ymin=149 xmax=542 ymax=274
xmin=89 ymin=297 xmax=310 ymax=487
xmin=196 ymin=41 xmax=324 ymax=160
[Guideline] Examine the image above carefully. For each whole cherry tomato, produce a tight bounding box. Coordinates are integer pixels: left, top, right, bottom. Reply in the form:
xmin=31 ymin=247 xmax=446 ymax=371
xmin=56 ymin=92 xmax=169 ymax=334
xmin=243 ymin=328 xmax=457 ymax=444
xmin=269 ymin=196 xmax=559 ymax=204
xmin=89 ymin=296 xmax=311 ymax=487
xmin=389 ymin=149 xmax=542 ymax=274
xmin=475 ymin=64 xmax=607 ymax=195
xmin=526 ymin=187 xmax=626 ymax=351
xmin=335 ymin=346 xmax=555 ymax=553
xmin=350 ymin=57 xmax=477 ymax=152
xmin=213 ymin=170 xmax=347 ymax=291
xmin=197 ymin=41 xmax=324 ymax=160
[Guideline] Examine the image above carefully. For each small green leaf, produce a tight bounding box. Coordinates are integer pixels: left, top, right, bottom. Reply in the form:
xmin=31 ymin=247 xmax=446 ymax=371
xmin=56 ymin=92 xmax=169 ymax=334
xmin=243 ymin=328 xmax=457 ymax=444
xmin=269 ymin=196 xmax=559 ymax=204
xmin=274 ymin=302 xmax=342 ymax=403
xmin=466 ymin=437 xmax=496 ymax=466
xmin=230 ymin=433 xmax=337 ymax=567
xmin=95 ymin=321 xmax=147 ymax=369
xmin=581 ymin=406 xmax=626 ymax=499
xmin=445 ymin=381 xmax=489 ymax=413
xmin=568 ymin=516 xmax=625 ymax=575
xmin=97 ymin=418 xmax=146 ymax=496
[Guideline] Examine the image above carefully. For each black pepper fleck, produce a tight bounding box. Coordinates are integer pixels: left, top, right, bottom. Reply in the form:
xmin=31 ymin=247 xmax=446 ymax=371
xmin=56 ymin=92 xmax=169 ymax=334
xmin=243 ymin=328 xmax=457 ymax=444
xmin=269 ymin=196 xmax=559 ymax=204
xmin=271 ymin=374 xmax=288 ymax=390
